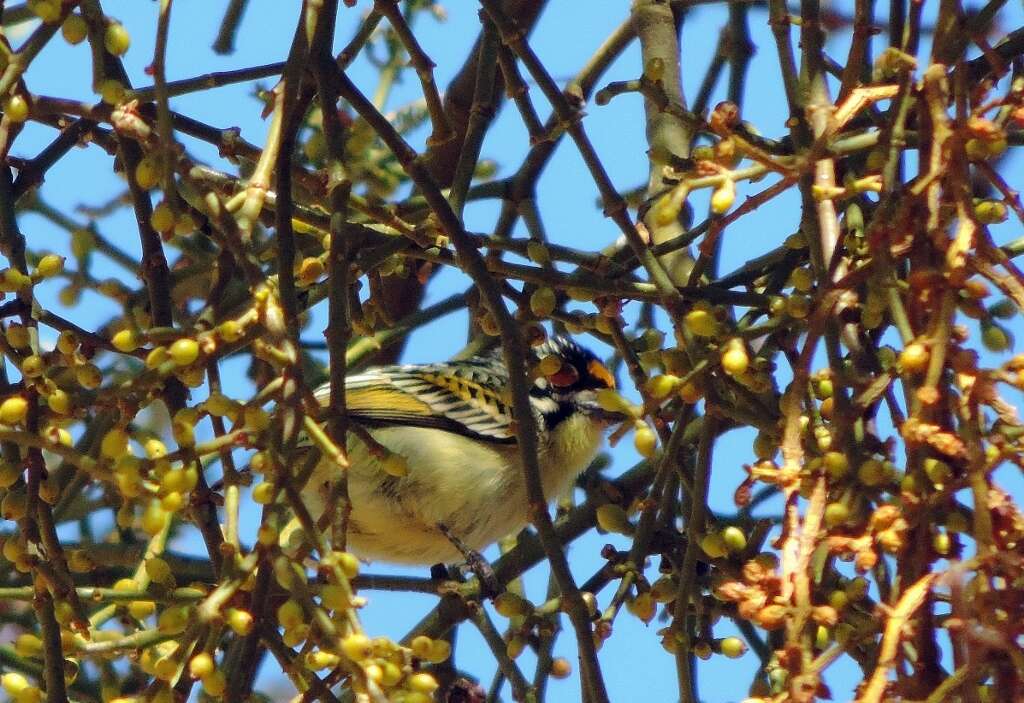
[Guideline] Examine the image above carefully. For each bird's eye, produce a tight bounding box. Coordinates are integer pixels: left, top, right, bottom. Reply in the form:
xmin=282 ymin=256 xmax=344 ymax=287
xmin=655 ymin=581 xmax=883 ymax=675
xmin=547 ymin=362 xmax=580 ymax=388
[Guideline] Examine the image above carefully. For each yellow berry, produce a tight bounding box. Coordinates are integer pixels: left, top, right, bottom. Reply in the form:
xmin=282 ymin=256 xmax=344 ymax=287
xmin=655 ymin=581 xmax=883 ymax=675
xmin=684 ymin=309 xmax=717 ymax=337
xmin=56 ymin=331 xmax=77 ymax=355
xmin=217 ymin=319 xmax=243 ymax=343
xmin=128 ymin=600 xmax=156 ymax=620
xmin=710 ymin=179 xmax=736 ymax=214
xmin=145 ymin=557 xmax=172 ymax=584
xmin=537 ymin=354 xmax=563 ymax=377
xmin=174 ymin=212 xmax=197 ymax=236
xmin=815 ymin=625 xmax=830 ymax=649
xmin=112 ymin=329 xmax=140 ymax=353
xmin=924 ymin=457 xmax=952 ymax=487
xmin=304 ymin=650 xmax=339 ymax=670
xmin=974 ymin=200 xmax=1007 ymax=224
xmin=203 ymin=393 xmax=236 ymax=418
xmin=101 ymin=428 xmax=129 ymax=459
xmin=982 ymin=323 xmax=1011 ymax=352
xmin=409 ymin=634 xmax=434 ymax=663
xmin=297 ymin=257 xmax=324 ymax=286
xmin=104 ymin=22 xmax=131 ymax=56
xmin=33 ymin=254 xmax=64 ymax=280
xmin=529 ymin=287 xmax=557 ymax=317
xmin=340 ymin=633 xmax=372 ymax=662
xmin=678 ymin=380 xmax=702 ymax=403
xmin=320 ymin=584 xmax=349 ymax=611
xmin=505 ymin=634 xmax=524 ymax=663
xmin=15 ymin=633 xmax=42 ymax=658
xmin=645 ymin=374 xmax=680 ymax=400
xmin=526 ymin=242 xmax=551 ymax=265
xmin=407 ymin=672 xmax=439 ymax=694
xmin=142 ymin=439 xmax=167 ymax=460
xmin=157 ymin=606 xmax=190 ymax=634
xmin=1 ymin=536 xmax=25 ymax=562
xmin=823 ymin=451 xmax=849 ymax=479
xmin=899 ymin=343 xmax=929 ymax=373
xmin=789 ymin=267 xmax=814 ymax=292
xmin=379 ymin=661 xmax=403 ymax=686
xmin=0 ymin=396 xmax=29 ymax=425
xmin=28 ymin=0 xmax=60 ymax=22
xmin=172 ymin=416 xmax=195 ymax=448
xmin=20 ymin=355 xmax=44 ymax=378
xmin=721 ymin=339 xmax=749 ymax=376
xmin=257 ymin=524 xmax=278 ymax=547
xmin=169 ymin=338 xmax=199 ymax=366
xmin=142 ymin=500 xmax=168 ymax=536
xmin=150 ymin=201 xmax=175 ymax=233
xmin=824 ymin=502 xmax=850 ymax=527
xmin=596 ymin=503 xmax=633 ymax=535
xmin=720 ymin=636 xmax=746 ymax=658
xmin=857 ymin=459 xmax=887 ymax=487
xmin=75 ymin=364 xmax=102 ymax=389
xmin=252 ymin=481 xmax=276 ymax=504
xmin=99 ymin=79 xmax=126 ymax=105
xmin=143 ymin=346 xmax=167 ymax=369
xmin=700 ymin=532 xmax=728 ymax=559
xmin=626 ymin=592 xmax=655 ymax=622
xmin=1 ymin=673 xmax=31 ymax=696
xmin=493 ymin=593 xmax=532 ymax=618
xmin=188 ymin=652 xmax=214 ymax=679
xmin=243 ymin=405 xmax=270 ymax=431
xmin=61 ymin=14 xmax=87 ymax=44
xmin=134 ymin=157 xmax=160 ymax=190
xmin=226 ymin=608 xmax=253 ymax=635
xmin=721 ymin=526 xmax=747 ymax=552
xmin=827 ymin=589 xmax=848 ymax=611
xmin=334 ymin=551 xmax=360 ymax=579
xmin=633 ymin=423 xmax=657 ymax=458
xmin=160 ymin=491 xmax=183 ymax=512
xmin=0 ymin=268 xmax=31 ymax=292
xmin=6 ymin=324 xmax=29 ymax=349
xmin=202 ymin=670 xmax=225 ymax=697
xmin=4 ymin=95 xmax=29 ymax=123
xmin=277 ymin=599 xmax=303 ymax=629
xmin=0 ymin=462 xmax=20 ymax=488
xmin=2 ymin=490 xmax=28 ymax=520
xmin=426 ymin=638 xmax=452 ymax=664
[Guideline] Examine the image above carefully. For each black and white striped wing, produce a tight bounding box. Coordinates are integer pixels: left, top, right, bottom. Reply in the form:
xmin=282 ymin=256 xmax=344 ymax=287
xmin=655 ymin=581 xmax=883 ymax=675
xmin=314 ymin=357 xmax=516 ymax=443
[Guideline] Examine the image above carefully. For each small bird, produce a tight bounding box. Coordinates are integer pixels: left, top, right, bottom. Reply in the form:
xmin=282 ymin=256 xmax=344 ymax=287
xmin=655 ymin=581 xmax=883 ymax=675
xmin=304 ymin=336 xmax=621 ymax=565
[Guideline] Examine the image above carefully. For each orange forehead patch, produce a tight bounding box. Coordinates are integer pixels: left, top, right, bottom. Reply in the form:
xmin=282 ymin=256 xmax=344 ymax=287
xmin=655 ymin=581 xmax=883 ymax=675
xmin=587 ymin=359 xmax=615 ymax=389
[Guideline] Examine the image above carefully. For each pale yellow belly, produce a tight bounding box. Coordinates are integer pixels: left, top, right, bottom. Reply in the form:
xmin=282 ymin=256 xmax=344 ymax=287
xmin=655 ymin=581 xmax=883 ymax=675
xmin=302 ymin=418 xmax=603 ymax=565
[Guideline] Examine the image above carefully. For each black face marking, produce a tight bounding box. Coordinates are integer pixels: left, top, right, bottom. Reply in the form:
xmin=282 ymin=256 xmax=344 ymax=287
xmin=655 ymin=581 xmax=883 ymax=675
xmin=529 ymin=337 xmax=614 ymax=430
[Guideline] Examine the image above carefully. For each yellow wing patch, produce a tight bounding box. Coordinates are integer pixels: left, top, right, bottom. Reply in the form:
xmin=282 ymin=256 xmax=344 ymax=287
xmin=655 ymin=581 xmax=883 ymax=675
xmin=344 ymin=387 xmax=435 ymax=417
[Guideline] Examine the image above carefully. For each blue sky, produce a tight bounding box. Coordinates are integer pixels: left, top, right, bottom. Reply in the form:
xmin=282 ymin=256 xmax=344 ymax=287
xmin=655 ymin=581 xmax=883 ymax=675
xmin=7 ymin=0 xmax=1024 ymax=701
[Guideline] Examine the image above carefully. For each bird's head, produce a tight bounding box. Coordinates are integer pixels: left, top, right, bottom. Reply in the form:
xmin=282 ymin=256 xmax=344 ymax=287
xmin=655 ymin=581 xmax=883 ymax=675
xmin=529 ymin=336 xmax=623 ymax=428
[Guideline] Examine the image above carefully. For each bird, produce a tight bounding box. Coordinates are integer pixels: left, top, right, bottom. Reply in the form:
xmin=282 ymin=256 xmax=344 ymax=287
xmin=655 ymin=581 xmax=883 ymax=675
xmin=302 ymin=335 xmax=622 ymax=565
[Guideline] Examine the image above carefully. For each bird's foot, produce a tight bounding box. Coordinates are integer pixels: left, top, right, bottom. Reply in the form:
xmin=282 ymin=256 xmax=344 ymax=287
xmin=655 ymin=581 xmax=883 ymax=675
xmin=436 ymin=523 xmax=500 ymax=599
